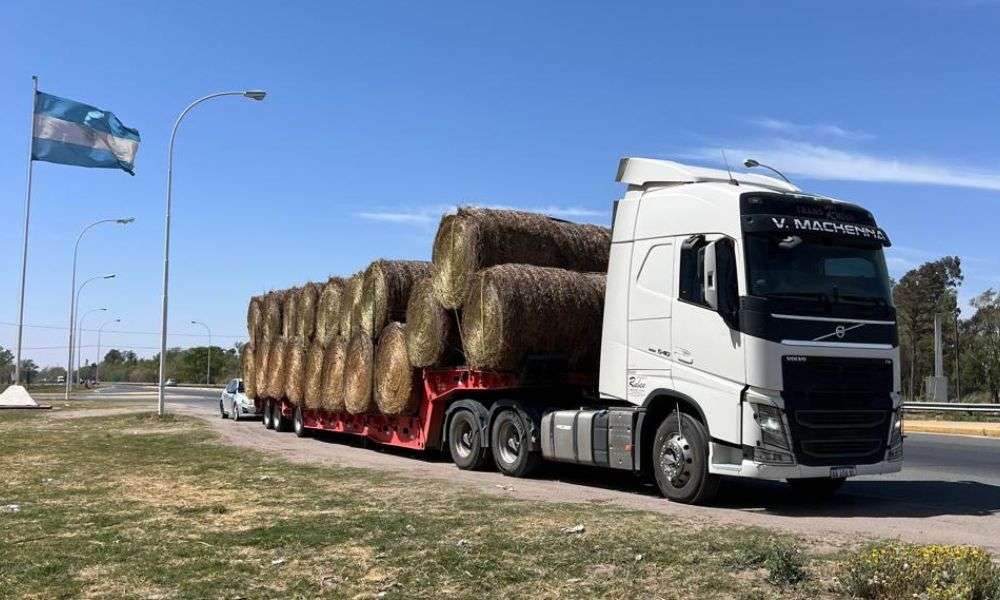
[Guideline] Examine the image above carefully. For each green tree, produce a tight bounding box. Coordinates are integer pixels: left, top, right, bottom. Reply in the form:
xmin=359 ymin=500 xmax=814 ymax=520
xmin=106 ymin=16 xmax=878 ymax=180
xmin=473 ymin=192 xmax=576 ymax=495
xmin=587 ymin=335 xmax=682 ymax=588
xmin=0 ymin=345 xmax=13 ymax=384
xmin=964 ymin=290 xmax=1000 ymax=403
xmin=892 ymin=257 xmax=963 ymax=399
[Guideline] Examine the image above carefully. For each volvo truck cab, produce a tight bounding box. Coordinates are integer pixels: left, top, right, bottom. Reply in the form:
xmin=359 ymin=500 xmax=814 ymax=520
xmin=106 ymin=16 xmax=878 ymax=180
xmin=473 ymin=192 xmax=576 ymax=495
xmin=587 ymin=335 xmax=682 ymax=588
xmin=600 ymin=158 xmax=902 ymax=503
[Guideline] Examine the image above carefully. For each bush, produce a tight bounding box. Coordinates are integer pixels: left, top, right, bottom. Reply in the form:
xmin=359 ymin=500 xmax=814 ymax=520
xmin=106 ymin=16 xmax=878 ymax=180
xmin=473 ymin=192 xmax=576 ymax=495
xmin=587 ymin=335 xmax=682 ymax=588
xmin=839 ymin=541 xmax=1000 ymax=600
xmin=724 ymin=534 xmax=807 ymax=586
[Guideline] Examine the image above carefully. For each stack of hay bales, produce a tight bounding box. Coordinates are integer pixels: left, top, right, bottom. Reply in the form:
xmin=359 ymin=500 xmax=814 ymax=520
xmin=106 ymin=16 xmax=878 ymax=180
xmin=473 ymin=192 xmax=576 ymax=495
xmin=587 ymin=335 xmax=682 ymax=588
xmin=244 ymin=207 xmax=611 ymax=418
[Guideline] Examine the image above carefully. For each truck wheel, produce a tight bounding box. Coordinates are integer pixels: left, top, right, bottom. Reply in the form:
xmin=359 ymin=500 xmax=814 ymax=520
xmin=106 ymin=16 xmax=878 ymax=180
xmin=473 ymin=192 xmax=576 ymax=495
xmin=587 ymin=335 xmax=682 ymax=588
xmin=491 ymin=409 xmax=539 ymax=477
xmin=273 ymin=402 xmax=290 ymax=432
xmin=263 ymin=400 xmax=274 ymax=429
xmin=652 ymin=412 xmax=719 ymax=504
xmin=293 ymin=406 xmax=309 ymax=438
xmin=448 ymin=410 xmax=489 ymax=470
xmin=787 ymin=477 xmax=845 ymax=498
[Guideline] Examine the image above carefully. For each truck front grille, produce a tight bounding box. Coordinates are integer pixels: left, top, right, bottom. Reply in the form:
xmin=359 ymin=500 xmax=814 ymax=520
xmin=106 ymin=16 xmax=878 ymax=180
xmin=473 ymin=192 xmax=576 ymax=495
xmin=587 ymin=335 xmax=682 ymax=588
xmin=781 ymin=356 xmax=893 ymax=467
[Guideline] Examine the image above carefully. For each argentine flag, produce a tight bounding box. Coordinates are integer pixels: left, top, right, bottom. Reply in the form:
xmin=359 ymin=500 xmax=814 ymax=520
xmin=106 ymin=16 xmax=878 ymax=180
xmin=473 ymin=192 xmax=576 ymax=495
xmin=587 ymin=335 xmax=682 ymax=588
xmin=32 ymin=92 xmax=140 ymax=175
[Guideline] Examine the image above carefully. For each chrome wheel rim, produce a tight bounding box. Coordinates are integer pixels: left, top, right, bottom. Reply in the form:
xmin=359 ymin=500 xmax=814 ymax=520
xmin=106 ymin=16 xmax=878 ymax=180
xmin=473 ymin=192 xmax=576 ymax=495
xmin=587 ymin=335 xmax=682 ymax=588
xmin=659 ymin=434 xmax=692 ymax=487
xmin=497 ymin=419 xmax=521 ymax=466
xmin=454 ymin=418 xmax=474 ymax=459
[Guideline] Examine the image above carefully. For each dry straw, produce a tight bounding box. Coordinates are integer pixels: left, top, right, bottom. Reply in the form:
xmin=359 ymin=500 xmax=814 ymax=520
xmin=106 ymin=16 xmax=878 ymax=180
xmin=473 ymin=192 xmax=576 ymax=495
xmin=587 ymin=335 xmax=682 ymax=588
xmin=262 ymin=292 xmax=283 ymax=341
xmin=343 ymin=332 xmax=375 ymax=414
xmin=375 ymin=322 xmax=421 ymax=415
xmin=314 ymin=277 xmax=345 ymax=345
xmin=359 ymin=259 xmax=432 ymax=337
xmin=284 ymin=337 xmax=308 ymax=405
xmin=303 ymin=339 xmax=326 ymax=409
xmin=242 ymin=344 xmax=257 ymax=399
xmin=461 ymin=264 xmax=606 ymax=371
xmin=297 ymin=283 xmax=319 ymax=340
xmin=405 ymin=276 xmax=462 ymax=367
xmin=246 ymin=297 xmax=263 ymax=344
xmin=339 ymin=273 xmax=364 ymax=338
xmin=266 ymin=337 xmax=290 ymax=400
xmin=431 ymin=207 xmax=611 ymax=309
xmin=320 ymin=336 xmax=348 ymax=412
xmin=282 ymin=288 xmax=300 ymax=338
xmin=255 ymin=338 xmax=273 ymax=398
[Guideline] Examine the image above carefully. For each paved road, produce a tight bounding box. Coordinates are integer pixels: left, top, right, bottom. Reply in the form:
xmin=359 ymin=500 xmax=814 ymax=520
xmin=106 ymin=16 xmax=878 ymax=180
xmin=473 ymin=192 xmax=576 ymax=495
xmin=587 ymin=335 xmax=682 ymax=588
xmin=91 ymin=383 xmax=1000 ymax=550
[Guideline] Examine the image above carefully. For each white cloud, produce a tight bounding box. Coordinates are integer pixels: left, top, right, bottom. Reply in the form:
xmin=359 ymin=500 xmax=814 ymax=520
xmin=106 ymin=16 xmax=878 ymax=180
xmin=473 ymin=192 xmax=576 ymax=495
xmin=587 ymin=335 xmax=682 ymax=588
xmin=355 ymin=211 xmax=436 ymax=225
xmin=749 ymin=117 xmax=874 ymax=141
xmin=354 ymin=203 xmax=606 ymax=226
xmin=686 ymin=140 xmax=1000 ymax=192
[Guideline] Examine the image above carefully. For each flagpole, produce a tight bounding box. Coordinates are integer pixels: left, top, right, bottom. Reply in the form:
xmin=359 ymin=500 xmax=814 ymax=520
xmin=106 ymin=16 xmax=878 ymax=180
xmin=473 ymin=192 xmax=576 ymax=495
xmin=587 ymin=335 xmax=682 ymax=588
xmin=13 ymin=75 xmax=38 ymax=385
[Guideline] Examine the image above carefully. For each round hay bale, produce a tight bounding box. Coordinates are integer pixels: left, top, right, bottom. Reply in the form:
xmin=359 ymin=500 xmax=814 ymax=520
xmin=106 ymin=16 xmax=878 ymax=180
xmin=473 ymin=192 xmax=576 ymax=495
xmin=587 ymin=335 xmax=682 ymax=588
xmin=375 ymin=322 xmax=420 ymax=415
xmin=247 ymin=297 xmax=263 ymax=344
xmin=314 ymin=277 xmax=346 ymax=345
xmin=320 ymin=336 xmax=348 ymax=412
xmin=297 ymin=282 xmax=319 ymax=340
xmin=282 ymin=288 xmax=300 ymax=339
xmin=255 ymin=338 xmax=273 ymax=398
xmin=358 ymin=259 xmax=432 ymax=337
xmin=461 ymin=264 xmax=606 ymax=372
xmin=284 ymin=337 xmax=308 ymax=406
xmin=431 ymin=207 xmax=611 ymax=309
xmin=303 ymin=339 xmax=326 ymax=409
xmin=339 ymin=273 xmax=364 ymax=338
xmin=261 ymin=292 xmax=283 ymax=341
xmin=405 ymin=276 xmax=462 ymax=367
xmin=242 ymin=344 xmax=257 ymax=399
xmin=343 ymin=332 xmax=375 ymax=414
xmin=266 ymin=337 xmax=290 ymax=400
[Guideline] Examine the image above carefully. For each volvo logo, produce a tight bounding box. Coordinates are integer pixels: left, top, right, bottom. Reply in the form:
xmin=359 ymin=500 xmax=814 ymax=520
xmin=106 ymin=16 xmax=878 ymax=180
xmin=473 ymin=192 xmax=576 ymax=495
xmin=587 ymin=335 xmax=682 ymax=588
xmin=835 ymin=325 xmax=846 ymax=339
xmin=813 ymin=322 xmax=865 ymax=342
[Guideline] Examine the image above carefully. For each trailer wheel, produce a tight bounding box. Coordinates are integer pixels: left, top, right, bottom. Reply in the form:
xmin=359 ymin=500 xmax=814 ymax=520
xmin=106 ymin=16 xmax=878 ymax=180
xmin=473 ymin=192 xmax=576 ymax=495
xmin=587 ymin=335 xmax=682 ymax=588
xmin=263 ymin=400 xmax=274 ymax=429
xmin=787 ymin=477 xmax=845 ymax=498
xmin=448 ymin=410 xmax=489 ymax=470
xmin=652 ymin=412 xmax=719 ymax=504
xmin=491 ymin=409 xmax=539 ymax=477
xmin=273 ymin=402 xmax=290 ymax=432
xmin=293 ymin=406 xmax=308 ymax=438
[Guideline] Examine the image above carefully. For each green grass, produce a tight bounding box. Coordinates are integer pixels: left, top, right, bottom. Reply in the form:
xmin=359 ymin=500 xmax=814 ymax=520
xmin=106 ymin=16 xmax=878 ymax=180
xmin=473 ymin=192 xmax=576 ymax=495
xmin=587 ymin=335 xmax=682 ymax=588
xmin=0 ymin=409 xmax=989 ymax=599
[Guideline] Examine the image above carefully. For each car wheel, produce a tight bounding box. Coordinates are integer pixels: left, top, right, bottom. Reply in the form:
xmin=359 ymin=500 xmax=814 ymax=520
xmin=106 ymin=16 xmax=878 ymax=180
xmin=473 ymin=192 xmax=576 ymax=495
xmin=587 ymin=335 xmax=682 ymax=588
xmin=231 ymin=402 xmax=240 ymax=422
xmin=787 ymin=477 xmax=845 ymax=498
xmin=219 ymin=399 xmax=227 ymax=419
xmin=652 ymin=412 xmax=719 ymax=504
xmin=449 ymin=409 xmax=489 ymax=470
xmin=490 ymin=409 xmax=539 ymax=477
xmin=263 ymin=400 xmax=274 ymax=430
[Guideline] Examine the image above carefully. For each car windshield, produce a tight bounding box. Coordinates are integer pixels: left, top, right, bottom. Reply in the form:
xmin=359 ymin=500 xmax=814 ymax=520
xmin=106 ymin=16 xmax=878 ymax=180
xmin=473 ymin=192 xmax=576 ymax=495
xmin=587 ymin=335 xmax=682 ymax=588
xmin=745 ymin=234 xmax=892 ymax=305
xmin=237 ymin=381 xmax=245 ymax=393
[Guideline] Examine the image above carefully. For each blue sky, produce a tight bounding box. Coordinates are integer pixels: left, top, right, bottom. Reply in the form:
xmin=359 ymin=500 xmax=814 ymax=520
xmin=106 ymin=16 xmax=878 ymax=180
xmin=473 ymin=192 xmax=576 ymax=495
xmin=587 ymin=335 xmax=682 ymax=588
xmin=2 ymin=1 xmax=999 ymax=367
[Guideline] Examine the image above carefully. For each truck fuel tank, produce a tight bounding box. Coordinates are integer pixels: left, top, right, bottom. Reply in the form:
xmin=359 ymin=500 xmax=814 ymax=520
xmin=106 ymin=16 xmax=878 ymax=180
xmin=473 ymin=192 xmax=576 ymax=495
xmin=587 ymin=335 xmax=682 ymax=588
xmin=541 ymin=408 xmax=635 ymax=470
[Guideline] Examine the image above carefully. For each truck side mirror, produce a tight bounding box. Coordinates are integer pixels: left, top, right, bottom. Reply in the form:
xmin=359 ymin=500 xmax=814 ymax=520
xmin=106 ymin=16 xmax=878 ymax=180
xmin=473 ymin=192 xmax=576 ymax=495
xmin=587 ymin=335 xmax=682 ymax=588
xmin=702 ymin=241 xmax=718 ymax=311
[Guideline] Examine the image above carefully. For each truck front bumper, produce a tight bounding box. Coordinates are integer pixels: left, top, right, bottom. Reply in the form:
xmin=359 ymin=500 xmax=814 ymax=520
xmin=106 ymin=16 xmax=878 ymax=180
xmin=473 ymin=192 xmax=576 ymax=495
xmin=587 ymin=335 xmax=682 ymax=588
xmin=716 ymin=458 xmax=902 ymax=481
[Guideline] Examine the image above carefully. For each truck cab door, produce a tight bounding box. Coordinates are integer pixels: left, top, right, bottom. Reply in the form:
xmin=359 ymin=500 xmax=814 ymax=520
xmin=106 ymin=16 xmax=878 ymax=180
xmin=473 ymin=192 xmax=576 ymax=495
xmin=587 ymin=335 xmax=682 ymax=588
xmin=670 ymin=234 xmax=744 ymax=445
xmin=626 ymin=239 xmax=674 ymax=403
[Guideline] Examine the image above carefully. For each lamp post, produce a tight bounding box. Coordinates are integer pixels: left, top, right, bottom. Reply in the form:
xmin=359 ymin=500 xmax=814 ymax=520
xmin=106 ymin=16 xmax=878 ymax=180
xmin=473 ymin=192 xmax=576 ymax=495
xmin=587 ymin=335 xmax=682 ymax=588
xmin=96 ymin=318 xmax=120 ymax=385
xmin=76 ymin=308 xmax=107 ymax=385
xmin=743 ymin=158 xmax=794 ymax=185
xmin=157 ymin=89 xmax=266 ymax=416
xmin=190 ymin=320 xmax=212 ymax=385
xmin=66 ymin=218 xmax=134 ymax=400
xmin=71 ymin=274 xmax=115 ymax=390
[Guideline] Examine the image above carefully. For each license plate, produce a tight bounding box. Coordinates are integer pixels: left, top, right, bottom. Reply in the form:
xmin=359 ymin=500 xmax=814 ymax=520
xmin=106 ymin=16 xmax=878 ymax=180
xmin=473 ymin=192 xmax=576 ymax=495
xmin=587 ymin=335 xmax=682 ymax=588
xmin=830 ymin=466 xmax=856 ymax=478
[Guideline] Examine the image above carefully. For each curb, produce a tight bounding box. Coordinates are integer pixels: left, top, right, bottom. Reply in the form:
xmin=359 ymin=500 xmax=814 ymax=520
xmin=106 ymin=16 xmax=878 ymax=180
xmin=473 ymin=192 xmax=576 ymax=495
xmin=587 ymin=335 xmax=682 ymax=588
xmin=905 ymin=422 xmax=1000 ymax=439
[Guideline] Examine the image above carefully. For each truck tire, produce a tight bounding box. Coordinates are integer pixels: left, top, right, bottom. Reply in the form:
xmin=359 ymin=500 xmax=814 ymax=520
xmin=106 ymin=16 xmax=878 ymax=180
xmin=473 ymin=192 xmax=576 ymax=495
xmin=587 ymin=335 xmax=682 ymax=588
xmin=652 ymin=412 xmax=719 ymax=504
xmin=448 ymin=409 xmax=489 ymax=470
xmin=263 ymin=400 xmax=274 ymax=429
xmin=273 ymin=402 xmax=291 ymax=432
xmin=787 ymin=477 xmax=845 ymax=497
xmin=293 ymin=406 xmax=309 ymax=438
xmin=491 ymin=409 xmax=539 ymax=477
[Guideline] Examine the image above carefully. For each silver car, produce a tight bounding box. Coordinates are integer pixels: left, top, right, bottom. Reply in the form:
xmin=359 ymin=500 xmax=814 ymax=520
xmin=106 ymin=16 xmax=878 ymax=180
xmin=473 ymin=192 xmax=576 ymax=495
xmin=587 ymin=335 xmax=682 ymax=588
xmin=219 ymin=378 xmax=259 ymax=420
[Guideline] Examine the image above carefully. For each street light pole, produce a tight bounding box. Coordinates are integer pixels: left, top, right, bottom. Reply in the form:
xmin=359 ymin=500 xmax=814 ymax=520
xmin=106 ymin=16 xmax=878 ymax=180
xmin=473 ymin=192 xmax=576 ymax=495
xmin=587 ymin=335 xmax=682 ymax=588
xmin=70 ymin=274 xmax=115 ymax=391
xmin=66 ymin=218 xmax=134 ymax=400
xmin=96 ymin=318 xmax=120 ymax=385
xmin=158 ymin=89 xmax=266 ymax=417
xmin=190 ymin=320 xmax=212 ymax=384
xmin=76 ymin=308 xmax=107 ymax=384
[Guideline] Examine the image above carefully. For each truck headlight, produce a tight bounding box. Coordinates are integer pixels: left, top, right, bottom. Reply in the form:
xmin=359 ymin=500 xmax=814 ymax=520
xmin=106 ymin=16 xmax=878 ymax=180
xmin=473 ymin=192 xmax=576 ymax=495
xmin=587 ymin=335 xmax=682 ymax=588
xmin=887 ymin=409 xmax=903 ymax=461
xmin=753 ymin=403 xmax=790 ymax=450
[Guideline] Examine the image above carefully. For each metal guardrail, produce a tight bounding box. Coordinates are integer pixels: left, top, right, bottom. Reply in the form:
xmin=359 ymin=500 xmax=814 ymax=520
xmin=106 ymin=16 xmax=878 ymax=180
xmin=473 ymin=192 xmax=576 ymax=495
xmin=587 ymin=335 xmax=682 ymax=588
xmin=903 ymin=402 xmax=1000 ymax=414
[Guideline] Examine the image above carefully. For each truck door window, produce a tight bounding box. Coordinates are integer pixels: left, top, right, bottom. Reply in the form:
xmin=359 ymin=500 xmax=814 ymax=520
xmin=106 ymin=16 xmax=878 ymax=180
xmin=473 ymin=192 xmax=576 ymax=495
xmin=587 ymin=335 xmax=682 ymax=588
xmin=679 ymin=235 xmax=709 ymax=306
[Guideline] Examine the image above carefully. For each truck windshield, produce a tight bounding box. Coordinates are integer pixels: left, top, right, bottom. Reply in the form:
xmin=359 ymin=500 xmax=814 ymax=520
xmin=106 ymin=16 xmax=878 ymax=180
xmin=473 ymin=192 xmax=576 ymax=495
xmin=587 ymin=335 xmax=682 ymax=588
xmin=745 ymin=234 xmax=892 ymax=305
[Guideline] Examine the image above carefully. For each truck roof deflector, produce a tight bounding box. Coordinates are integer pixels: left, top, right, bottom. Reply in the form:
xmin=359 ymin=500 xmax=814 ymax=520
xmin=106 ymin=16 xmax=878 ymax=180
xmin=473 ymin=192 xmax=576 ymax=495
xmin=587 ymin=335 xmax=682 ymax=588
xmin=616 ymin=157 xmax=800 ymax=193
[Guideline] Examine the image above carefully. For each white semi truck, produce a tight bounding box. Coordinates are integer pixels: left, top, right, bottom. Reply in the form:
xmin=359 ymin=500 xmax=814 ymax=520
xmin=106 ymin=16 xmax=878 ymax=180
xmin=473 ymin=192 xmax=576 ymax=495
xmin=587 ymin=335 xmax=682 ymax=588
xmin=265 ymin=157 xmax=903 ymax=504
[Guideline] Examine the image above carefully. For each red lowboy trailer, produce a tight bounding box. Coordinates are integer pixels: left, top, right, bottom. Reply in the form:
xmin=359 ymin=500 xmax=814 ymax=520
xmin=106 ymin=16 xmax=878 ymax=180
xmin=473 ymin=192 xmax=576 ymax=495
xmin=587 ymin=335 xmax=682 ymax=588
xmin=256 ymin=367 xmax=598 ymax=473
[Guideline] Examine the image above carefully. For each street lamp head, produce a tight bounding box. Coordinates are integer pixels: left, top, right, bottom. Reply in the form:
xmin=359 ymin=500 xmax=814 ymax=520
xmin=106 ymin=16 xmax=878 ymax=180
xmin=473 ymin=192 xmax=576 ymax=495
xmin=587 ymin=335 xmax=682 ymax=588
xmin=243 ymin=90 xmax=267 ymax=101
xmin=116 ymin=217 xmax=136 ymax=225
xmin=103 ymin=274 xmax=116 ymax=279
xmin=743 ymin=158 xmax=760 ymax=168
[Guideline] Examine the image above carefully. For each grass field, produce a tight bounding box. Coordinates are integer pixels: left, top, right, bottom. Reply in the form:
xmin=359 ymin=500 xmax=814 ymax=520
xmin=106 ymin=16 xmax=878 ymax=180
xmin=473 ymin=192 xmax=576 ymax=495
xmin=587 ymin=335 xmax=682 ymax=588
xmin=1 ymin=407 xmax=995 ymax=599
